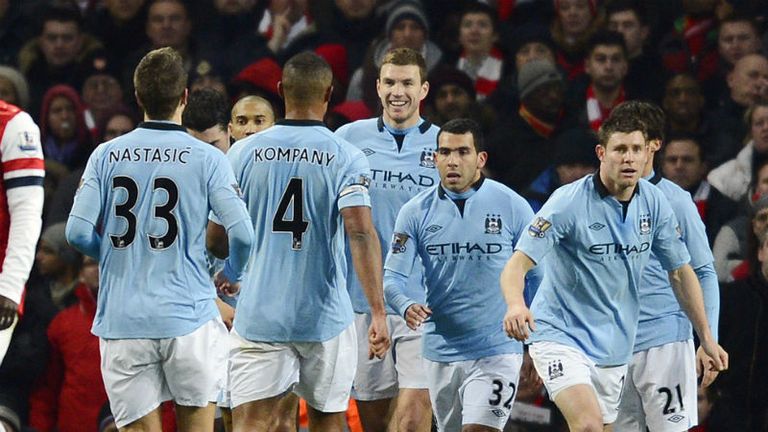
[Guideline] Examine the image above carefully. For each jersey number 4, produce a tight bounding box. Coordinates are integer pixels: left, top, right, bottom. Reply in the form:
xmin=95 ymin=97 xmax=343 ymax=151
xmin=111 ymin=176 xmax=179 ymax=250
xmin=272 ymin=177 xmax=309 ymax=251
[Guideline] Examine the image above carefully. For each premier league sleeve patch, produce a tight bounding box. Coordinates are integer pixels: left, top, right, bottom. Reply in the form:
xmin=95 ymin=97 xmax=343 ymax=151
xmin=527 ymin=217 xmax=552 ymax=238
xmin=391 ymin=232 xmax=409 ymax=254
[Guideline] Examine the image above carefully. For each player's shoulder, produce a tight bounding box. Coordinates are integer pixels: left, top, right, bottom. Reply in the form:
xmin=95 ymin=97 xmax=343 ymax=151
xmin=482 ymin=178 xmax=530 ymax=206
xmin=402 ymin=184 xmax=438 ymax=214
xmin=548 ymin=174 xmax=592 ymax=207
xmin=335 ymin=117 xmax=379 ymax=138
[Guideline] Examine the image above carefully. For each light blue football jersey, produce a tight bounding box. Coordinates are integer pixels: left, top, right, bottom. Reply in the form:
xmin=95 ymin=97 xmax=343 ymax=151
xmin=517 ymin=173 xmax=690 ymax=365
xmin=335 ymin=117 xmax=440 ymax=314
xmin=230 ymin=119 xmax=372 ymax=342
xmin=69 ymin=121 xmax=251 ymax=339
xmin=384 ymin=177 xmax=540 ymax=362
xmin=633 ymin=171 xmax=719 ymax=352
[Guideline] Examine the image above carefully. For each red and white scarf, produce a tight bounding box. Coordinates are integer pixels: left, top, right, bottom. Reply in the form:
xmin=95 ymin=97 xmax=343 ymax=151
xmin=519 ymin=104 xmax=556 ymax=138
xmin=457 ymin=47 xmax=504 ymax=100
xmin=586 ymin=84 xmax=625 ymax=131
xmin=258 ymin=11 xmax=312 ymax=51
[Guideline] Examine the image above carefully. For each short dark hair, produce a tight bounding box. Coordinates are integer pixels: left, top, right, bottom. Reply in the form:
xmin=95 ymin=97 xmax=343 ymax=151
xmin=134 ymin=47 xmax=187 ymax=120
xmin=718 ymin=14 xmax=761 ymax=36
xmin=606 ymin=0 xmax=648 ymax=26
xmin=598 ymin=108 xmax=647 ymax=147
xmin=611 ymin=100 xmax=666 ymax=142
xmin=460 ymin=2 xmax=499 ymax=33
xmin=183 ymin=88 xmax=229 ymax=132
xmin=380 ymin=48 xmax=428 ymax=84
xmin=664 ymin=132 xmax=704 ymax=160
xmin=586 ymin=30 xmax=628 ymax=59
xmin=281 ymin=52 xmax=333 ymax=106
xmin=39 ymin=6 xmax=83 ymax=35
xmin=437 ymin=118 xmax=484 ymax=152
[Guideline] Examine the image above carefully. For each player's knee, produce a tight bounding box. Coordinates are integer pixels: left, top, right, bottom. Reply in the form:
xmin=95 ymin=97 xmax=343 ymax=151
xmin=396 ymin=412 xmax=423 ymax=432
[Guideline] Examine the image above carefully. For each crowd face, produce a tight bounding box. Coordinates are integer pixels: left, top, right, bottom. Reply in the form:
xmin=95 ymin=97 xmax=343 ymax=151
xmin=718 ymin=21 xmax=762 ymax=66
xmin=102 ymin=114 xmax=135 ymax=143
xmin=608 ymin=10 xmax=647 ymax=58
xmin=146 ymin=0 xmax=191 ymax=50
xmin=597 ymin=130 xmax=647 ymax=193
xmin=377 ymin=63 xmax=428 ymax=128
xmin=459 ymin=12 xmax=497 ymax=58
xmin=752 ymin=105 xmax=768 ymax=153
xmin=48 ymin=96 xmax=77 ymax=141
xmin=390 ymin=18 xmax=426 ymax=51
xmin=586 ymin=45 xmax=628 ymax=92
xmin=230 ymin=98 xmax=275 ymax=141
xmin=727 ymin=54 xmax=768 ymax=107
xmin=515 ymin=42 xmax=555 ymax=70
xmin=662 ymin=139 xmax=706 ymax=190
xmin=557 ymin=0 xmax=593 ymax=39
xmin=105 ymin=0 xmax=146 ymax=22
xmin=39 ymin=20 xmax=82 ymax=67
xmin=36 ymin=241 xmax=66 ymax=278
xmin=82 ymin=74 xmax=122 ymax=113
xmin=434 ymin=84 xmax=471 ymax=121
xmin=663 ymin=74 xmax=705 ymax=125
xmin=334 ymin=0 xmax=376 ymax=21
xmin=523 ymin=81 xmax=564 ymax=122
xmin=436 ymin=132 xmax=486 ymax=193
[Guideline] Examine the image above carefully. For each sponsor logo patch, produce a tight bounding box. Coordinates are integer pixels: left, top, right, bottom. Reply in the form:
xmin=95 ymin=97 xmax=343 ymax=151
xmin=391 ymin=233 xmax=409 ymax=254
xmin=528 ymin=217 xmax=552 ymax=238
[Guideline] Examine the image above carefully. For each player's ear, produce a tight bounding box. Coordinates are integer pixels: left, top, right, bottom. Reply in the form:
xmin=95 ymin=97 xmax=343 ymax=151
xmin=477 ymin=151 xmax=488 ymax=169
xmin=179 ymin=88 xmax=188 ymax=108
xmin=277 ymin=81 xmax=284 ymax=100
xmin=596 ymin=144 xmax=605 ymax=161
xmin=324 ymin=85 xmax=333 ymax=103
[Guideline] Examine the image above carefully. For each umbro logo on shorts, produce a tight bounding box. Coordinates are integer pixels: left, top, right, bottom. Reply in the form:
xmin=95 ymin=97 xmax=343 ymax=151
xmin=491 ymin=409 xmax=506 ymax=418
xmin=667 ymin=414 xmax=685 ymax=423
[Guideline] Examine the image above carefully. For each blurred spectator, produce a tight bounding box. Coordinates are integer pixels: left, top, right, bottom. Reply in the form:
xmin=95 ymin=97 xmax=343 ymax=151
xmin=0 ymin=0 xmax=37 ymax=66
xmin=702 ymin=16 xmax=763 ymax=108
xmin=718 ymin=228 xmax=768 ymax=430
xmin=423 ymin=66 xmax=493 ymax=129
xmin=260 ymin=0 xmax=311 ymax=55
xmin=183 ymin=88 xmax=231 ymax=153
xmin=229 ymin=95 xmax=276 ymax=141
xmin=45 ymin=106 xmax=138 ymax=227
xmin=567 ymin=31 xmax=629 ymax=131
xmin=661 ymin=134 xmax=715 ymax=236
xmin=607 ymin=0 xmax=665 ymax=102
xmin=550 ymin=0 xmax=603 ymax=80
xmin=712 ymin=188 xmax=768 ymax=283
xmin=39 ymin=85 xmax=92 ymax=171
xmin=658 ymin=0 xmax=720 ymax=82
xmin=35 ymin=223 xmax=82 ymax=311
xmin=487 ymin=60 xmax=572 ymax=190
xmin=452 ymin=2 xmax=504 ymax=100
xmin=84 ymin=0 xmax=149 ymax=64
xmin=19 ymin=6 xmax=104 ymax=117
xmin=524 ymin=127 xmax=598 ymax=212
xmin=189 ymin=60 xmax=228 ymax=100
xmin=346 ymin=0 xmax=442 ymax=108
xmin=0 ymin=66 xmax=30 ymax=110
xmin=230 ymin=57 xmax=284 ymax=119
xmin=79 ymin=53 xmax=124 ymax=133
xmin=194 ymin=0 xmax=262 ymax=77
xmin=306 ymin=0 xmax=380 ymax=72
xmin=28 ymin=256 xmax=106 ymax=432
xmin=486 ymin=23 xmax=557 ymax=117
xmin=326 ymin=100 xmax=371 ymax=131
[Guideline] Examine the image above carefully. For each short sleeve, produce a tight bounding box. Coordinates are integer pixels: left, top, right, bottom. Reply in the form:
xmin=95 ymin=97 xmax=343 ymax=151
xmin=208 ymin=150 xmax=249 ymax=230
xmin=515 ymin=188 xmax=572 ymax=265
xmin=651 ymin=194 xmax=691 ymax=271
xmin=383 ymin=201 xmax=420 ymax=278
xmin=337 ymin=147 xmax=371 ymax=210
xmin=69 ymin=150 xmax=103 ymax=225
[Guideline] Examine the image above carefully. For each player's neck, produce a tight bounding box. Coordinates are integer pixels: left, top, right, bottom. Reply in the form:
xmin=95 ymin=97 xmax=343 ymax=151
xmin=144 ymin=106 xmax=184 ymax=125
xmin=284 ymin=104 xmax=326 ymax=122
xmin=642 ymin=158 xmax=654 ymax=177
xmin=599 ymin=169 xmax=636 ymax=201
xmin=383 ymin=113 xmax=421 ymax=130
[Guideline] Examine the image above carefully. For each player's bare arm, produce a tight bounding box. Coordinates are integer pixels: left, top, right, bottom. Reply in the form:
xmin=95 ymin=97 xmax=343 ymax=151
xmin=500 ymin=250 xmax=536 ymax=341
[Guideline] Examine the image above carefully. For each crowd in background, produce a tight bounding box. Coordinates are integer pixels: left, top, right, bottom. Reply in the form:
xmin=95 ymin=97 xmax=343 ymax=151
xmin=0 ymin=0 xmax=767 ymax=430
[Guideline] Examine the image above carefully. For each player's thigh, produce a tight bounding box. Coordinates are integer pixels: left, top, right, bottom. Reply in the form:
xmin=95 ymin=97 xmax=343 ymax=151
xmin=100 ymin=338 xmax=170 ymax=429
xmin=228 ymin=328 xmax=300 ymax=409
xmin=631 ymin=340 xmax=698 ymax=432
xmin=353 ymin=313 xmax=398 ymax=401
xmin=163 ymin=318 xmax=230 ymax=407
xmin=614 ymin=359 xmax=647 ymax=432
xmin=295 ymin=322 xmax=357 ymax=413
xmin=529 ymin=341 xmax=624 ymax=427
xmin=424 ymin=358 xmax=465 ymax=432
xmin=175 ymin=403 xmax=216 ymax=432
xmin=390 ymin=315 xmax=428 ymax=391
xmin=461 ymin=353 xmax=523 ymax=431
xmin=392 ymin=388 xmax=432 ymax=431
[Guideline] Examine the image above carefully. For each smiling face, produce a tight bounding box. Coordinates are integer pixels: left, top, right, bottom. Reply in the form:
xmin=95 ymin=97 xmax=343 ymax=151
xmin=597 ymin=130 xmax=647 ymax=199
xmin=377 ymin=63 xmax=428 ymax=129
xmin=436 ymin=131 xmax=486 ymax=193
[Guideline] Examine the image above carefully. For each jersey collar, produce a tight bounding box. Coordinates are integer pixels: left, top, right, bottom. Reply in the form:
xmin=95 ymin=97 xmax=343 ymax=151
xmin=437 ymin=174 xmax=486 ymax=199
xmin=138 ymin=121 xmax=186 ymax=132
xmin=276 ymin=119 xmax=325 ymax=127
xmin=377 ymin=116 xmax=432 ymax=134
xmin=592 ymin=171 xmax=640 ymax=200
xmin=645 ymin=169 xmax=663 ymax=185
